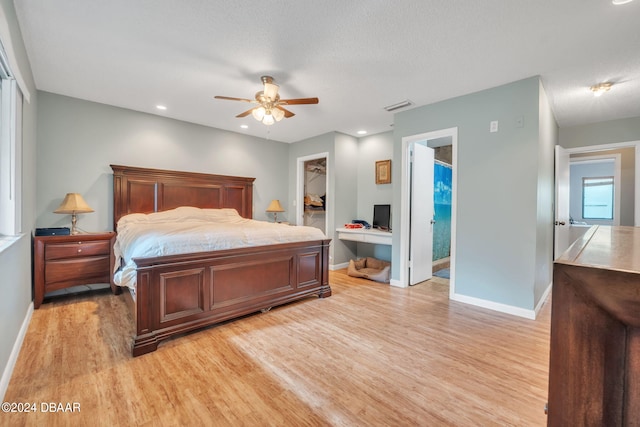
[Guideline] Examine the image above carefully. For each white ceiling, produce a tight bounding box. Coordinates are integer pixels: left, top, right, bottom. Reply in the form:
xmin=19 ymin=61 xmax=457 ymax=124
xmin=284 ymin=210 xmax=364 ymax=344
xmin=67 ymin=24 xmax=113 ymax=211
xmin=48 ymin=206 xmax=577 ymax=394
xmin=13 ymin=0 xmax=640 ymax=143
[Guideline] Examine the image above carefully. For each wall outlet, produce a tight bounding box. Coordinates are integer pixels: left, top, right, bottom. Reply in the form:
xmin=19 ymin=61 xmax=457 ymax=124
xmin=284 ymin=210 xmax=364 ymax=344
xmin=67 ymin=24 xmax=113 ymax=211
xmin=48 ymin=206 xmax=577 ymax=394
xmin=490 ymin=121 xmax=498 ymax=133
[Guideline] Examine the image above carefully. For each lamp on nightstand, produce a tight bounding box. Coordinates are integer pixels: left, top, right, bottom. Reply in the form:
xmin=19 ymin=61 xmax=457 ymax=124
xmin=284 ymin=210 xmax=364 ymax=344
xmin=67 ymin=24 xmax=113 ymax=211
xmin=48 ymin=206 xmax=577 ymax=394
xmin=54 ymin=193 xmax=94 ymax=235
xmin=266 ymin=199 xmax=285 ymax=222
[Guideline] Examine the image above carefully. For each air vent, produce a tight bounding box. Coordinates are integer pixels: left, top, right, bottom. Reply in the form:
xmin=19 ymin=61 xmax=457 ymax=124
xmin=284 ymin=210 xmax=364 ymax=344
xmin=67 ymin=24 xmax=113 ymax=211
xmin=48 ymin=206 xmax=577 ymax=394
xmin=383 ymin=99 xmax=413 ymax=112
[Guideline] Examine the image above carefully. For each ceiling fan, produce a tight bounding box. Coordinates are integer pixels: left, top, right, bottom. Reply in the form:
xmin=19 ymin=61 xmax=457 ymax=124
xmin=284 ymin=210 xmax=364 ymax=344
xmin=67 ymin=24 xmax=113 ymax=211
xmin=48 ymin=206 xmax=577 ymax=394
xmin=215 ymin=76 xmax=319 ymax=125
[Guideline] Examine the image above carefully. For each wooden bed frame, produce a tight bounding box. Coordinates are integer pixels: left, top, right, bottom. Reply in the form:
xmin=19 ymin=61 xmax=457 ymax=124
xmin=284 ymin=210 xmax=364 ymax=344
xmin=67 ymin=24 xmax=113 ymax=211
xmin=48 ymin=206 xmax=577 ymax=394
xmin=110 ymin=165 xmax=331 ymax=356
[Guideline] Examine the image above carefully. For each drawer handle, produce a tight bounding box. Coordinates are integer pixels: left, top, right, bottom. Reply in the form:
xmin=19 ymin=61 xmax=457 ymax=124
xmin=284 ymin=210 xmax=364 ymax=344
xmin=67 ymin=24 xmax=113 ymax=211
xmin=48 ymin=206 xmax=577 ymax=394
xmin=77 ymin=249 xmax=82 ymax=253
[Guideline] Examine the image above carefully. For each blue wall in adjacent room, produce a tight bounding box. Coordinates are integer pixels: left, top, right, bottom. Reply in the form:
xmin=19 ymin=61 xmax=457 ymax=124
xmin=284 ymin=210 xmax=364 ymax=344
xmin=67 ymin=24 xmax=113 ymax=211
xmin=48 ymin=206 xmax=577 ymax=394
xmin=433 ymin=161 xmax=452 ymax=261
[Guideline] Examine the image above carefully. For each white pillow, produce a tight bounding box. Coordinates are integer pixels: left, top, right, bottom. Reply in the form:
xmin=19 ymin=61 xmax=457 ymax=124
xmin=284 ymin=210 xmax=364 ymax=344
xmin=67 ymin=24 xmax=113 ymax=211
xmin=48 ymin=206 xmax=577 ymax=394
xmin=118 ymin=207 xmax=242 ymax=229
xmin=202 ymin=208 xmax=241 ymax=220
xmin=117 ymin=213 xmax=149 ymax=227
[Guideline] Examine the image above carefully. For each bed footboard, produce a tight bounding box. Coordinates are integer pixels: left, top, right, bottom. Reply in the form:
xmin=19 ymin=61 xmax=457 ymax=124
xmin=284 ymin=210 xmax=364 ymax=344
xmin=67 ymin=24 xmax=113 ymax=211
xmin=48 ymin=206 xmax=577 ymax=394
xmin=130 ymin=239 xmax=331 ymax=356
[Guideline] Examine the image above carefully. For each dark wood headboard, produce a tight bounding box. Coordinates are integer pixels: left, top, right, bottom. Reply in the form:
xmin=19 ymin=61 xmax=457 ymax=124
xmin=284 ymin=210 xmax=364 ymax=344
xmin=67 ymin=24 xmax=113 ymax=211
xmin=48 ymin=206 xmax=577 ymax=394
xmin=111 ymin=165 xmax=255 ymax=230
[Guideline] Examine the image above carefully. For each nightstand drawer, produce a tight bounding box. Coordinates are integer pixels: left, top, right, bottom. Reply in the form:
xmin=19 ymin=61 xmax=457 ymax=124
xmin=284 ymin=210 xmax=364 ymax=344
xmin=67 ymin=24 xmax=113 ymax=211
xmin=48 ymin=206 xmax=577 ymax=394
xmin=45 ymin=255 xmax=111 ymax=285
xmin=34 ymin=231 xmax=115 ymax=308
xmin=45 ymin=240 xmax=111 ymax=260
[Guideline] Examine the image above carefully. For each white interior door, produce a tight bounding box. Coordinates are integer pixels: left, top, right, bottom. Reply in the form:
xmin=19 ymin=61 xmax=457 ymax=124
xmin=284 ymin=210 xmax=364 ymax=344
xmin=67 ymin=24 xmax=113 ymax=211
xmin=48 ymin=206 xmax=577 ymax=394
xmin=554 ymin=145 xmax=571 ymax=259
xmin=410 ymin=143 xmax=435 ymax=285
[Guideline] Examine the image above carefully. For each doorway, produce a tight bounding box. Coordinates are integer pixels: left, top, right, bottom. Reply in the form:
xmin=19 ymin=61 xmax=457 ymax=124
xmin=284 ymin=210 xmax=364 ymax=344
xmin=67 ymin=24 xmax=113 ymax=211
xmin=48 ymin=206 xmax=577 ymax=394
xmin=296 ymin=152 xmax=329 ymax=235
xmin=400 ymin=128 xmax=458 ymax=294
xmin=554 ymin=141 xmax=640 ymax=258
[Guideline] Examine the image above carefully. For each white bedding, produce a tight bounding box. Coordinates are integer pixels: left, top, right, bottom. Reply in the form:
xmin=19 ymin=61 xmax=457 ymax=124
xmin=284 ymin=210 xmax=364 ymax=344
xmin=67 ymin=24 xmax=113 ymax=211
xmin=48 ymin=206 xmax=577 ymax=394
xmin=113 ymin=206 xmax=327 ymax=291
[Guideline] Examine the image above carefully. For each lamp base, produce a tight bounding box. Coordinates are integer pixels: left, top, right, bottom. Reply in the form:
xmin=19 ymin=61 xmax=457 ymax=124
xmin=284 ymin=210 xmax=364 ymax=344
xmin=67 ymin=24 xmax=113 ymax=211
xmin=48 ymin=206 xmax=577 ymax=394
xmin=70 ymin=213 xmax=79 ymax=235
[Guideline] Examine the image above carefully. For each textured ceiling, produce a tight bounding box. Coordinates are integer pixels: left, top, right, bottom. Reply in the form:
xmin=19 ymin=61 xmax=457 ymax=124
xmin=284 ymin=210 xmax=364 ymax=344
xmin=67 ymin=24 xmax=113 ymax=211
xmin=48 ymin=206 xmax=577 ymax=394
xmin=13 ymin=0 xmax=640 ymax=143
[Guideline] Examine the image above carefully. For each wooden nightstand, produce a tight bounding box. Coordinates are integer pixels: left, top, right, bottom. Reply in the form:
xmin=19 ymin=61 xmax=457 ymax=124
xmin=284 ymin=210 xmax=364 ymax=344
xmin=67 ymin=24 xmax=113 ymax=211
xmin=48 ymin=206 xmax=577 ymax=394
xmin=33 ymin=231 xmax=115 ymax=308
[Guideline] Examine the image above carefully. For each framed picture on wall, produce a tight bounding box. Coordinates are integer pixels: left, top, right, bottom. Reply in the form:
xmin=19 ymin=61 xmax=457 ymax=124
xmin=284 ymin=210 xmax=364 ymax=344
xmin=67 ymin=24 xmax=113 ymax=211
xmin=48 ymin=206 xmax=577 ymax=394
xmin=375 ymin=160 xmax=391 ymax=184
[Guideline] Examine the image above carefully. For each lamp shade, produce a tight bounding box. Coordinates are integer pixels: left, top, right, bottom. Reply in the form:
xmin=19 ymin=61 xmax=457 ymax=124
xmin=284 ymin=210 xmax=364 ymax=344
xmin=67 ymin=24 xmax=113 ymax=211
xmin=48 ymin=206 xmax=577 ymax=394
xmin=272 ymin=107 xmax=285 ymax=122
xmin=54 ymin=193 xmax=94 ymax=214
xmin=252 ymin=106 xmax=266 ymax=121
xmin=266 ymin=199 xmax=285 ymax=213
xmin=262 ymin=113 xmax=275 ymax=126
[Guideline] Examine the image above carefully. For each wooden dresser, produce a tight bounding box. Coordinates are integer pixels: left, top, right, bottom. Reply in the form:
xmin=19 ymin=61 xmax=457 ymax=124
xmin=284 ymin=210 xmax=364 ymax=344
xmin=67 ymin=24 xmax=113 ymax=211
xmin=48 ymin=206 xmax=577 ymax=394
xmin=33 ymin=232 xmax=115 ymax=308
xmin=548 ymin=225 xmax=640 ymax=426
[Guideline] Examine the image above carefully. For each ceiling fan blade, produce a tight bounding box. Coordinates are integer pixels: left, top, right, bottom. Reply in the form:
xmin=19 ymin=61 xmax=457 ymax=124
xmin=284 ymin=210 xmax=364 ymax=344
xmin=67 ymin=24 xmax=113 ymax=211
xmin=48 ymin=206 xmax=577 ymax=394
xmin=236 ymin=108 xmax=255 ymax=118
xmin=214 ymin=96 xmax=254 ymax=102
xmin=279 ymin=97 xmax=319 ymax=105
xmin=275 ymin=106 xmax=295 ymax=118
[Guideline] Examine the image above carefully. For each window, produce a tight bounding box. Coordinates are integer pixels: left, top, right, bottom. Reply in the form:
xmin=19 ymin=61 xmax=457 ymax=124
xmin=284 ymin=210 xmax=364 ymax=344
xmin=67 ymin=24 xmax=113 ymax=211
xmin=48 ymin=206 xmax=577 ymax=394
xmin=582 ymin=176 xmax=614 ymax=220
xmin=0 ymin=41 xmax=22 ymax=236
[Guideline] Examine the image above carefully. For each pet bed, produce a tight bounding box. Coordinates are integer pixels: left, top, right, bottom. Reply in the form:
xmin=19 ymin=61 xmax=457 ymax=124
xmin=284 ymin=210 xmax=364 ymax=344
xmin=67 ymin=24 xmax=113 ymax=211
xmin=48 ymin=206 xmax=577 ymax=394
xmin=347 ymin=257 xmax=390 ymax=283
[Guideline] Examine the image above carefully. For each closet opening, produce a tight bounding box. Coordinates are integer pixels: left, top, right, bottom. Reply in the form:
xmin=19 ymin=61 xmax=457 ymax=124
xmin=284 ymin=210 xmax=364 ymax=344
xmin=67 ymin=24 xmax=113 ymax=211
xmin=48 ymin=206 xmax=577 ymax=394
xmin=296 ymin=153 xmax=329 ymax=235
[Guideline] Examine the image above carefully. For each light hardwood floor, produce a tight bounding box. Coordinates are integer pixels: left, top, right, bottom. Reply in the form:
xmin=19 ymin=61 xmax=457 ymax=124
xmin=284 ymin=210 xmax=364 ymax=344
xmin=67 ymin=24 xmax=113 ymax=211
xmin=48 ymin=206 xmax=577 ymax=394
xmin=3 ymin=270 xmax=551 ymax=426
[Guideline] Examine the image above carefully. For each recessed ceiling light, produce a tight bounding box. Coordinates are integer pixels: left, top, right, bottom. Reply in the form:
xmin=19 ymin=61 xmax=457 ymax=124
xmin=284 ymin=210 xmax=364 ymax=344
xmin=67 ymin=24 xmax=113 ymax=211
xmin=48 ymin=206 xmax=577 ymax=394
xmin=590 ymin=82 xmax=613 ymax=97
xmin=357 ymin=130 xmax=367 ymax=135
xmin=240 ymin=125 xmax=249 ymax=129
xmin=612 ymin=0 xmax=633 ymax=5
xmin=156 ymin=105 xmax=167 ymax=110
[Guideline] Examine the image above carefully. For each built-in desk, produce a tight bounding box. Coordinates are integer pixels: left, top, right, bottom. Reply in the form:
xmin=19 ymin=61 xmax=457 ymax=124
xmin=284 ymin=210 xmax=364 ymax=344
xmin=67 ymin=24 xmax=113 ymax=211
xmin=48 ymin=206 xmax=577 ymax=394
xmin=548 ymin=225 xmax=640 ymax=425
xmin=336 ymin=227 xmax=392 ymax=245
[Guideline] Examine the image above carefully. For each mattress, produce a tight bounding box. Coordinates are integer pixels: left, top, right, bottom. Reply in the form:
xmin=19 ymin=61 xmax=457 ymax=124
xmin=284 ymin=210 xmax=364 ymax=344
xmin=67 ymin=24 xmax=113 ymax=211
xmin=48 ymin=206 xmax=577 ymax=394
xmin=113 ymin=206 xmax=327 ymax=291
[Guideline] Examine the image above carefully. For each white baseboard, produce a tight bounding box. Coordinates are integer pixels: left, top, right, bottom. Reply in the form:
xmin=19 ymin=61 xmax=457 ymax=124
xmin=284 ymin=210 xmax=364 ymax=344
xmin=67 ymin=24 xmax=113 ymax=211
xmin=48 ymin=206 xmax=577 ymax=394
xmin=0 ymin=302 xmax=33 ymax=401
xmin=450 ymin=292 xmax=537 ymax=320
xmin=534 ymin=282 xmax=552 ymax=317
xmin=330 ymin=262 xmax=349 ymax=271
xmin=389 ymin=279 xmax=407 ymax=288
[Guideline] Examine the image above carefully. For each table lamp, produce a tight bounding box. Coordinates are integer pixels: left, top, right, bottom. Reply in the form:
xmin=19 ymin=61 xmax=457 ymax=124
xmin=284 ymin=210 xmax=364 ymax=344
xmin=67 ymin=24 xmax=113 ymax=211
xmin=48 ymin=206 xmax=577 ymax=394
xmin=53 ymin=193 xmax=94 ymax=235
xmin=266 ymin=199 xmax=285 ymax=222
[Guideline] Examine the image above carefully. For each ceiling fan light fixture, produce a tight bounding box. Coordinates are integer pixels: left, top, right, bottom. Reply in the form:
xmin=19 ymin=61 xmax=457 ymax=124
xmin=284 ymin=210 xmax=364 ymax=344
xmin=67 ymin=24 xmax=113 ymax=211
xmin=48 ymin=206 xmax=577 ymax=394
xmin=252 ymin=106 xmax=266 ymax=121
xmin=216 ymin=75 xmax=318 ymax=126
xmin=262 ymin=113 xmax=275 ymax=126
xmin=272 ymin=107 xmax=285 ymax=122
xmin=264 ymin=82 xmax=279 ymax=101
xmin=590 ymin=82 xmax=613 ymax=97
xmin=262 ymin=116 xmax=275 ymax=126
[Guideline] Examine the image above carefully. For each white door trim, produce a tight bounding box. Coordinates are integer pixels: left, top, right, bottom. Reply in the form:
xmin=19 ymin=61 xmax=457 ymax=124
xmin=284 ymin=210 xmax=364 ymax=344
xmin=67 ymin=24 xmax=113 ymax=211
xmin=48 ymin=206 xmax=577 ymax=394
xmin=554 ymin=145 xmax=571 ymax=259
xmin=399 ymin=127 xmax=458 ymax=294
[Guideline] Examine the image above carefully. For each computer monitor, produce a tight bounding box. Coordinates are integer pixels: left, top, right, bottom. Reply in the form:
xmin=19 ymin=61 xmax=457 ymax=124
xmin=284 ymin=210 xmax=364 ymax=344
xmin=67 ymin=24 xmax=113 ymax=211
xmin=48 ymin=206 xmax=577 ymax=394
xmin=372 ymin=204 xmax=391 ymax=230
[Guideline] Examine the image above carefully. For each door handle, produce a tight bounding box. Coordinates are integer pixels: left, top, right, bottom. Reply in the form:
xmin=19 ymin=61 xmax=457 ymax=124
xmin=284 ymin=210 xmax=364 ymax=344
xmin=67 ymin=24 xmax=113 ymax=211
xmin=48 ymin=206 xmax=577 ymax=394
xmin=555 ymin=221 xmax=566 ymax=226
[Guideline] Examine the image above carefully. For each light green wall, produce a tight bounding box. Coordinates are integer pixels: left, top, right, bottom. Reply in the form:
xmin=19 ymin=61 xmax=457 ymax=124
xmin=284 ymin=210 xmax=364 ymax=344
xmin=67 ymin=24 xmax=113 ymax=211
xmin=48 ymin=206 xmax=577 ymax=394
xmin=354 ymin=131 xmax=394 ymax=261
xmin=0 ymin=0 xmax=38 ymax=399
xmin=393 ymin=76 xmax=555 ymax=311
xmin=334 ymin=133 xmax=359 ymax=264
xmin=560 ymin=116 xmax=640 ymax=148
xmin=36 ymin=92 xmax=290 ymax=232
xmin=356 ymin=132 xmax=394 ymax=220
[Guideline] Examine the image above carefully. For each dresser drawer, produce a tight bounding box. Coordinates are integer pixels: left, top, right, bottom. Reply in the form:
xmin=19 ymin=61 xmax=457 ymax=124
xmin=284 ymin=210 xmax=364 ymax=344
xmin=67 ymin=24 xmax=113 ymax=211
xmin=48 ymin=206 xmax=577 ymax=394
xmin=45 ymin=256 xmax=111 ymax=286
xmin=45 ymin=240 xmax=111 ymax=260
